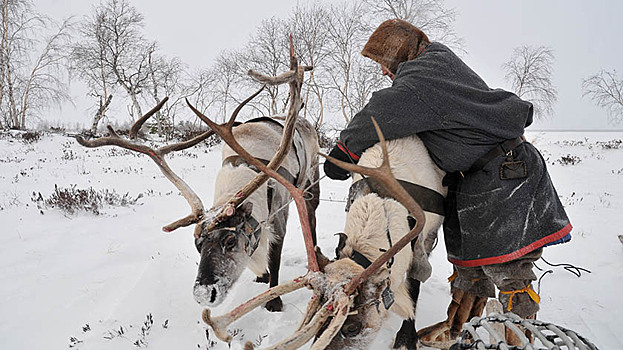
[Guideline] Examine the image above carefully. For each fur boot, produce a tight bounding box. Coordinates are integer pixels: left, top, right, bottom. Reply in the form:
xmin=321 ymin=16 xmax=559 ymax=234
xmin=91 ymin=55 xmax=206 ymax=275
xmin=417 ymin=288 xmax=487 ymax=349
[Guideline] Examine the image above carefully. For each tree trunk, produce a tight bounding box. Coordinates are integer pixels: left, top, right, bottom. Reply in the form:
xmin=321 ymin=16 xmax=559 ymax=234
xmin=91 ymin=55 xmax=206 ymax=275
xmin=6 ymin=60 xmax=20 ymax=129
xmin=90 ymin=94 xmax=113 ymax=135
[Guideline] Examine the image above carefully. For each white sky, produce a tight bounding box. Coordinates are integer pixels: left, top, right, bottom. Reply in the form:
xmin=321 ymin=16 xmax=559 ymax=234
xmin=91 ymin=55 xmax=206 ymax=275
xmin=37 ymin=0 xmax=623 ymax=130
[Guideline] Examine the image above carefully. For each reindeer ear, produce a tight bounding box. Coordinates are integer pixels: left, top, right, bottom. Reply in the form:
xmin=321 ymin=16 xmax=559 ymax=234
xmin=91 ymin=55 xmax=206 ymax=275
xmin=314 ymin=246 xmax=331 ymax=272
xmin=335 ymin=232 xmax=348 ymax=259
xmin=239 ymin=202 xmax=253 ymax=217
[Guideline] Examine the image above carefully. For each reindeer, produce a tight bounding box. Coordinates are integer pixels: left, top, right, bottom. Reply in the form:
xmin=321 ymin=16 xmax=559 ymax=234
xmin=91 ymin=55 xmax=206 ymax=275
xmin=76 ymin=37 xmax=319 ymax=313
xmin=201 ymin=118 xmax=433 ymax=349
xmin=325 ymin=135 xmax=447 ymax=349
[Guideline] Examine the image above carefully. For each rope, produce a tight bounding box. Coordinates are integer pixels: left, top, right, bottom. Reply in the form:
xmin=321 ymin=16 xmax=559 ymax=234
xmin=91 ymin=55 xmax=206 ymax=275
xmin=499 ymin=285 xmax=540 ymax=312
xmin=533 ymin=257 xmax=591 ymax=295
xmin=539 ymin=257 xmax=591 ymax=278
xmin=259 ymin=166 xmax=326 ymax=228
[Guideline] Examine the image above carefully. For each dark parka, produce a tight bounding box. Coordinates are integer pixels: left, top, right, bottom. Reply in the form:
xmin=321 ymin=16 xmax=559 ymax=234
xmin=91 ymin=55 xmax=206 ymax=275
xmin=338 ymin=42 xmax=572 ymax=266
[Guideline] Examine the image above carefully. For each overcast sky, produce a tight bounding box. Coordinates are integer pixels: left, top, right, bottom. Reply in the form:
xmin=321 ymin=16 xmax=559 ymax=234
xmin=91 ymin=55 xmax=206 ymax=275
xmin=37 ymin=0 xmax=623 ymax=130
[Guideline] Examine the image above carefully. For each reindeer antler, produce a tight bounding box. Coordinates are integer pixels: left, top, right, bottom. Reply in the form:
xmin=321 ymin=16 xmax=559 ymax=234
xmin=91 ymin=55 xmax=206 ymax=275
xmin=186 ymin=35 xmax=318 ymax=272
xmin=75 ymin=97 xmax=217 ymax=234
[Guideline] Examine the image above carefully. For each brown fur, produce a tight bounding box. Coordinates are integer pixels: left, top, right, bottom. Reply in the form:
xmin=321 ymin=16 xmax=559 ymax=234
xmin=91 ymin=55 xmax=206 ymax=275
xmin=361 ymin=19 xmax=430 ymax=74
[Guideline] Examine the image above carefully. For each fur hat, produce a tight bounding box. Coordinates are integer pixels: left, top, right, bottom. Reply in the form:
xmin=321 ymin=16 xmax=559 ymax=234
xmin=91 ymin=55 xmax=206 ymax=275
xmin=361 ymin=19 xmax=430 ymax=74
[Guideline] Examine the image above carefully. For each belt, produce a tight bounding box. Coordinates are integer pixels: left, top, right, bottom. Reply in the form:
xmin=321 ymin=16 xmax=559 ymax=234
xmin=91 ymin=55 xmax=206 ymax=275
xmin=442 ymin=136 xmax=525 ymax=186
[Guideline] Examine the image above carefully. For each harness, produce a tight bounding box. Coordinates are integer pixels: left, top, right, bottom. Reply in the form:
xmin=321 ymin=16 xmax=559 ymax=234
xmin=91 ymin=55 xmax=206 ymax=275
xmin=347 ymin=177 xmax=445 ymax=216
xmin=344 ymin=176 xmax=445 ymax=271
xmin=221 ymin=116 xmax=306 ymax=255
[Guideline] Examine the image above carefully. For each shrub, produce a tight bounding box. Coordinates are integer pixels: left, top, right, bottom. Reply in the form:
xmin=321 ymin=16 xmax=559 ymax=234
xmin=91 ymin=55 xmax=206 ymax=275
xmin=32 ymin=185 xmax=143 ymax=215
xmin=21 ymin=131 xmax=43 ymax=143
xmin=556 ymin=154 xmax=581 ymax=166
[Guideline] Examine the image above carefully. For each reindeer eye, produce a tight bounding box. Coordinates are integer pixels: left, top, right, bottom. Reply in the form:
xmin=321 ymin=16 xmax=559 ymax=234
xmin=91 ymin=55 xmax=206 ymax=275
xmin=222 ymin=233 xmax=237 ymax=250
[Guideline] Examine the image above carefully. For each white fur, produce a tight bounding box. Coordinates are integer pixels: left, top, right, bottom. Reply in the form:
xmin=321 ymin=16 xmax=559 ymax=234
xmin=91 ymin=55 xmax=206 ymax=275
xmin=343 ymin=135 xmax=447 ymax=320
xmin=213 ymin=118 xmax=319 ymax=278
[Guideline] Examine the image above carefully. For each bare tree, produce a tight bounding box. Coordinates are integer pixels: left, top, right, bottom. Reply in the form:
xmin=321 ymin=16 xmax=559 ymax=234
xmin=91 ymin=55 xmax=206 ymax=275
xmin=70 ymin=0 xmax=153 ymax=132
xmin=0 ymin=0 xmax=72 ymax=130
xmin=325 ymin=2 xmax=387 ymax=124
xmin=289 ymin=4 xmax=332 ymax=128
xmin=146 ymin=45 xmax=186 ymax=138
xmin=362 ymin=0 xmax=465 ymax=54
xmin=583 ymin=69 xmax=623 ymax=126
xmin=240 ymin=17 xmax=290 ymax=116
xmin=212 ymin=50 xmax=245 ymax=121
xmin=503 ymin=45 xmax=557 ymax=119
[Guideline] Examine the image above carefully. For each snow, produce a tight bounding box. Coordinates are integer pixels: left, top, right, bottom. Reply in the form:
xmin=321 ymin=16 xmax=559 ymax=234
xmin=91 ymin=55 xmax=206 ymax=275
xmin=0 ymin=130 xmax=621 ymax=349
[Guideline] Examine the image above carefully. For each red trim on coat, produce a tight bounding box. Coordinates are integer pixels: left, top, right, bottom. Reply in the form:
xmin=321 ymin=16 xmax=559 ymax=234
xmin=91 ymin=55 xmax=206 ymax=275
xmin=448 ymin=223 xmax=573 ymax=267
xmin=336 ymin=141 xmax=360 ymax=161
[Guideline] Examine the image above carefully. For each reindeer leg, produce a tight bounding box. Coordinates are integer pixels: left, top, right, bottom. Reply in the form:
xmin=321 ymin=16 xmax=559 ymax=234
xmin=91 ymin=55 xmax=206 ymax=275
xmin=393 ymin=278 xmax=421 ymax=349
xmin=266 ymin=210 xmax=288 ymax=312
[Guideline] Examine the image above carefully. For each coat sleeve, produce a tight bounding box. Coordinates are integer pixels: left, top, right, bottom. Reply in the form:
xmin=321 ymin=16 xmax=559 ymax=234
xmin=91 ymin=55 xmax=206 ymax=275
xmin=339 ymin=84 xmax=444 ymax=157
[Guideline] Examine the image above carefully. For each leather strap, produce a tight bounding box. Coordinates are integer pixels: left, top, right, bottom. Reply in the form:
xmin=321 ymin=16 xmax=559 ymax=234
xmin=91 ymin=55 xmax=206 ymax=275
xmin=351 ymin=250 xmax=372 ymax=268
xmin=222 ymin=155 xmax=297 ymax=185
xmin=442 ymin=136 xmax=525 ymax=187
xmin=243 ymin=116 xmax=306 ymax=186
xmin=467 ymin=136 xmax=525 ymax=174
xmin=349 ymin=177 xmax=445 ymax=216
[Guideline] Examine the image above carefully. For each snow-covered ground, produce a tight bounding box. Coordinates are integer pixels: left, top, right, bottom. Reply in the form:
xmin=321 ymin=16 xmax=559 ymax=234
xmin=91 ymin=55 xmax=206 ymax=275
xmin=0 ymin=130 xmax=621 ymax=349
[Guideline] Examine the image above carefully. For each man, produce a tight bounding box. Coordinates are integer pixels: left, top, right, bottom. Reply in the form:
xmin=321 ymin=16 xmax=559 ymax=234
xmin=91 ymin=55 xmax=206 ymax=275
xmin=324 ymin=19 xmax=572 ymax=347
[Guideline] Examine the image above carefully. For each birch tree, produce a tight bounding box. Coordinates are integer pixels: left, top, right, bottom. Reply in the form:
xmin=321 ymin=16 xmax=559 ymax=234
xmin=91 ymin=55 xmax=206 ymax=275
xmin=0 ymin=0 xmax=72 ymax=130
xmin=503 ymin=45 xmax=557 ymax=119
xmin=324 ymin=2 xmax=384 ymax=124
xmin=289 ymin=4 xmax=331 ymax=128
xmin=241 ymin=17 xmax=290 ymax=116
xmin=583 ymin=69 xmax=623 ymax=125
xmin=146 ymin=46 xmax=186 ymax=138
xmin=71 ymin=0 xmax=153 ymax=132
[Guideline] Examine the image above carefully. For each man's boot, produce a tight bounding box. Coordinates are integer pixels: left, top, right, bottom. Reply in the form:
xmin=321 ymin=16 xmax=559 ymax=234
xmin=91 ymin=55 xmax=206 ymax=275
xmin=499 ymin=284 xmax=540 ymax=346
xmin=418 ymin=288 xmax=487 ymax=349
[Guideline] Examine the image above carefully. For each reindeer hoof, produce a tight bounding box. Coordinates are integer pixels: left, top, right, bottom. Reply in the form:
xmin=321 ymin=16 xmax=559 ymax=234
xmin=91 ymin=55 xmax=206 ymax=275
xmin=393 ymin=319 xmax=419 ymax=349
xmin=255 ymin=273 xmax=270 ymax=284
xmin=265 ymin=296 xmax=283 ymax=312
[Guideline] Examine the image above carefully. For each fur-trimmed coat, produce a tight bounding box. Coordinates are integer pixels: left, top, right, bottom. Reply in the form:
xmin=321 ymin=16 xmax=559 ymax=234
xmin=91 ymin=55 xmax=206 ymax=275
xmin=338 ymin=42 xmax=571 ymax=266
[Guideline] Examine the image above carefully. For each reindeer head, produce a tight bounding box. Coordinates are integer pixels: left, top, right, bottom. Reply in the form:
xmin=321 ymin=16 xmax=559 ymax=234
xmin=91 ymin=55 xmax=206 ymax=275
xmin=193 ymin=202 xmax=258 ymax=306
xmin=318 ymin=258 xmax=388 ymax=350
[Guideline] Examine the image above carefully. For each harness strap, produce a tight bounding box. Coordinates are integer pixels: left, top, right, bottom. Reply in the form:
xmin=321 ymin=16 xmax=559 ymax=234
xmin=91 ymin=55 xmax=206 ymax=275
xmin=467 ymin=136 xmax=525 ymax=174
xmin=244 ymin=116 xmax=306 ymax=186
xmin=350 ymin=177 xmax=445 ymax=216
xmin=500 ymin=285 xmax=540 ymax=312
xmin=351 ymin=250 xmax=372 ymax=268
xmin=243 ymin=216 xmax=263 ymax=256
xmin=222 ymin=156 xmax=297 ymax=185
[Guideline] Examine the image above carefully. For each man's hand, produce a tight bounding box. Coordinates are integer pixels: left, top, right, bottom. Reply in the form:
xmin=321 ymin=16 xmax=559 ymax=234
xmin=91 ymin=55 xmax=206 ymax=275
xmin=323 ymin=142 xmax=357 ymax=180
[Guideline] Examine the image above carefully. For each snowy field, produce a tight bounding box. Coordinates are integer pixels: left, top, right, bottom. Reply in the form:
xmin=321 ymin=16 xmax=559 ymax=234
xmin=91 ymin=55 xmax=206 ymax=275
xmin=0 ymin=130 xmax=621 ymax=349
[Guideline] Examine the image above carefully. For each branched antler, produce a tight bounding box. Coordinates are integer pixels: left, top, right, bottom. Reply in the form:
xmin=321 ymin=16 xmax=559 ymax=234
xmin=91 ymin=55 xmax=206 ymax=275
xmin=75 ymin=97 xmax=217 ymax=234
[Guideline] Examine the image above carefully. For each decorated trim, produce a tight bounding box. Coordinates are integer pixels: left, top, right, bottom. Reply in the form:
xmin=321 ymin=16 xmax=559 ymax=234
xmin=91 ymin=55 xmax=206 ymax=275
xmin=337 ymin=141 xmax=360 ymax=162
xmin=449 ymin=223 xmax=573 ymax=267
